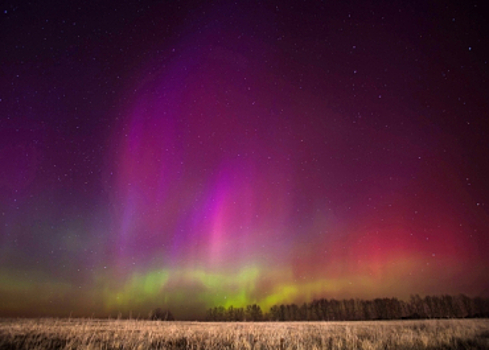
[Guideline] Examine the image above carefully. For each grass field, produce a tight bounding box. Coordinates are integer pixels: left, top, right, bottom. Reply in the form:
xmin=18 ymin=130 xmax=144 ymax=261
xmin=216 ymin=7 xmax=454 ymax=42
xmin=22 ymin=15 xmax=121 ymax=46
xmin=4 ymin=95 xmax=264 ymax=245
xmin=0 ymin=318 xmax=488 ymax=349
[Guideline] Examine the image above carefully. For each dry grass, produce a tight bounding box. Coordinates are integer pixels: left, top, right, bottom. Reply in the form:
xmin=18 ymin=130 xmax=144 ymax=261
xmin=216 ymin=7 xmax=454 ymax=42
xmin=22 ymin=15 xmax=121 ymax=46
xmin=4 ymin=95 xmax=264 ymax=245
xmin=0 ymin=318 xmax=488 ymax=349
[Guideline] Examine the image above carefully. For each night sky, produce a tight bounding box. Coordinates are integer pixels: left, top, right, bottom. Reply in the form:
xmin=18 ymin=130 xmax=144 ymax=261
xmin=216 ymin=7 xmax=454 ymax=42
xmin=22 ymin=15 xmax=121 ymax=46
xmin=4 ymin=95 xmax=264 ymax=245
xmin=1 ymin=0 xmax=488 ymax=320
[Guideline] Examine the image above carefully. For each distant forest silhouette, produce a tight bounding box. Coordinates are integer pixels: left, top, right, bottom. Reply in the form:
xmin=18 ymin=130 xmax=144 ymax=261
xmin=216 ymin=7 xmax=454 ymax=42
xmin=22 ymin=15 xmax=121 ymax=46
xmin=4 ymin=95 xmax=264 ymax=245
xmin=204 ymin=294 xmax=489 ymax=322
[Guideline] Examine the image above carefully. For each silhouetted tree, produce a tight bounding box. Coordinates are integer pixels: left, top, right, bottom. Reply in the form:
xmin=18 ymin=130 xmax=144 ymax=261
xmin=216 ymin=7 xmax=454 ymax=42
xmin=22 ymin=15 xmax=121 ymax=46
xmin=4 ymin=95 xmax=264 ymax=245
xmin=245 ymin=304 xmax=263 ymax=321
xmin=473 ymin=297 xmax=489 ymax=318
xmin=226 ymin=305 xmax=234 ymax=321
xmin=410 ymin=294 xmax=426 ymax=318
xmin=223 ymin=305 xmax=245 ymax=321
xmin=389 ymin=298 xmax=403 ymax=319
xmin=459 ymin=294 xmax=474 ymax=317
xmin=149 ymin=308 xmax=174 ymax=321
xmin=269 ymin=305 xmax=280 ymax=321
xmin=361 ymin=299 xmax=372 ymax=320
xmin=343 ymin=299 xmax=357 ymax=320
xmin=424 ymin=295 xmax=435 ymax=318
xmin=279 ymin=304 xmax=286 ymax=321
xmin=299 ymin=302 xmax=309 ymax=321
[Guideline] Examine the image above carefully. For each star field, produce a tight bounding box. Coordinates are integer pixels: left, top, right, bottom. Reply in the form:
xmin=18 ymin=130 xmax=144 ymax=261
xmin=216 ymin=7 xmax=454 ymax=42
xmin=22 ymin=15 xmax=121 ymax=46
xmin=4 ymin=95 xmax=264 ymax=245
xmin=1 ymin=1 xmax=488 ymax=319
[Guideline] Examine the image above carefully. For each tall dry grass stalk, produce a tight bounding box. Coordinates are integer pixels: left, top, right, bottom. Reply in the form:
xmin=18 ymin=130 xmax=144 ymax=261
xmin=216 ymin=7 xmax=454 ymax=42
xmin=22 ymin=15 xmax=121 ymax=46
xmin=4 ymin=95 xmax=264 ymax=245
xmin=0 ymin=318 xmax=488 ymax=349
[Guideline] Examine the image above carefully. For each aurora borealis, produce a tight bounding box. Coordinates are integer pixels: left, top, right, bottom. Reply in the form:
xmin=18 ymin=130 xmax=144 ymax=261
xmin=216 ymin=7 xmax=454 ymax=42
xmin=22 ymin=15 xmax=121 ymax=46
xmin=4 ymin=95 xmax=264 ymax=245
xmin=1 ymin=1 xmax=488 ymax=320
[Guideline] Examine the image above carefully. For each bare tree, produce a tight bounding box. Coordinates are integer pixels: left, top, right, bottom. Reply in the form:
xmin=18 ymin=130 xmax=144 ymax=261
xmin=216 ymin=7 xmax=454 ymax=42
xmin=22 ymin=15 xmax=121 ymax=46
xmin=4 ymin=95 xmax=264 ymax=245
xmin=149 ymin=308 xmax=174 ymax=321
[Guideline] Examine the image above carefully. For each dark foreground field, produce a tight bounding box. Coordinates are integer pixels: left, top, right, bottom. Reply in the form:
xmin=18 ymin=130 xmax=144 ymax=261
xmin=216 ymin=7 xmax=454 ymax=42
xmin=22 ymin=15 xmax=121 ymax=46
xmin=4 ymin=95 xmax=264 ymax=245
xmin=0 ymin=318 xmax=488 ymax=349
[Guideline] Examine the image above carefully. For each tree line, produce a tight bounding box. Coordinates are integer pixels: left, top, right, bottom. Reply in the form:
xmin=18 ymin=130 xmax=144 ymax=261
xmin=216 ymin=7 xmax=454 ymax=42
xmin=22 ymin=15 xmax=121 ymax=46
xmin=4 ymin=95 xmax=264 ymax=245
xmin=205 ymin=294 xmax=489 ymax=321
